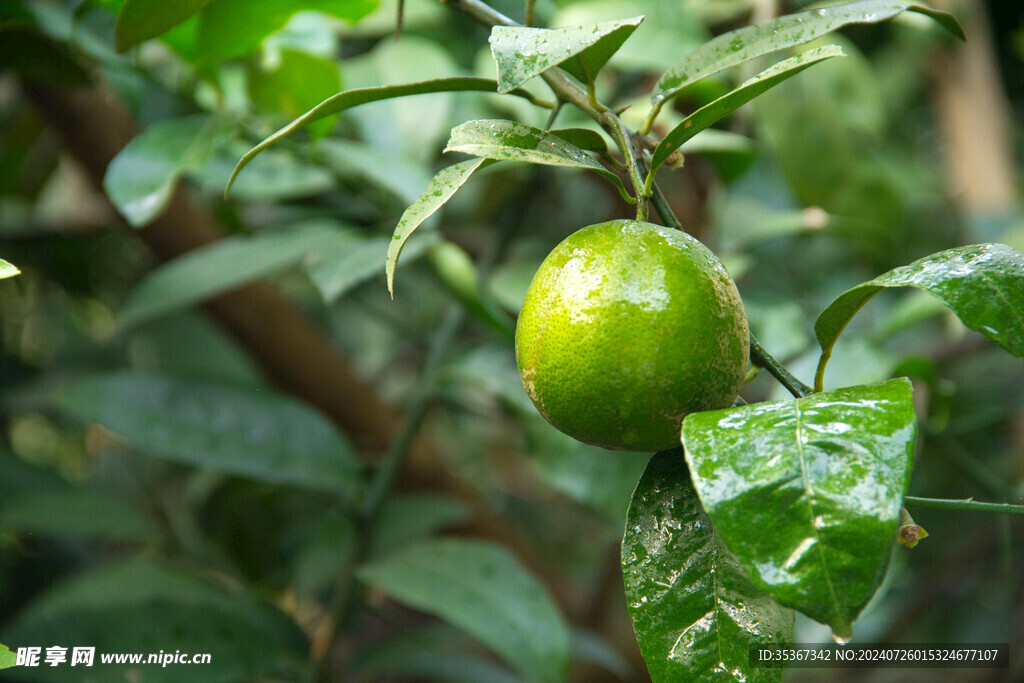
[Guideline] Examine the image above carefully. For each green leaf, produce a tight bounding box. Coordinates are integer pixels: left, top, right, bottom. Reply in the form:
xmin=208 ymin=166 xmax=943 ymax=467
xmin=358 ymin=538 xmax=570 ymax=683
xmin=52 ymin=373 xmax=362 ymax=500
xmin=0 ymin=26 xmax=91 ymax=85
xmin=681 ymin=379 xmax=917 ymax=639
xmin=307 ymin=230 xmax=436 ymax=303
xmin=195 ymin=0 xmax=378 ymax=63
xmin=114 ymin=0 xmax=211 ymax=52
xmin=248 ymin=48 xmax=342 ymax=139
xmin=444 ymin=119 xmax=631 ymax=202
xmin=0 ymin=642 xmax=14 ymax=670
xmin=369 ymin=493 xmax=470 ymax=559
xmin=1 ymin=558 xmax=308 ymax=681
xmin=386 ymin=158 xmax=491 ymax=297
xmin=489 ymin=16 xmax=643 ymax=93
xmin=119 ymin=222 xmax=341 ymax=328
xmin=647 ymin=45 xmax=843 ymax=186
xmin=0 ymin=259 xmax=19 ymax=279
xmin=227 ymin=78 xmax=547 ymax=196
xmin=550 ymin=127 xmax=609 ymax=154
xmin=649 ymin=0 xmax=964 ymax=126
xmin=104 ymin=114 xmax=228 ymax=227
xmin=623 ymin=449 xmax=793 ymax=683
xmin=1 ymin=490 xmax=159 ymax=541
xmin=814 ymin=244 xmax=1024 ymax=392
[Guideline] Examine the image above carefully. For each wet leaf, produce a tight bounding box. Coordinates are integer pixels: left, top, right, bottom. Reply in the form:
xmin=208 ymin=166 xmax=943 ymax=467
xmin=52 ymin=373 xmax=362 ymax=500
xmin=445 ymin=119 xmax=631 ymax=202
xmin=648 ymin=45 xmax=843 ymax=185
xmin=815 ymin=244 xmax=1024 ymax=391
xmin=358 ymin=538 xmax=570 ymax=683
xmin=227 ymin=78 xmax=547 ymax=195
xmin=119 ymin=222 xmax=342 ymax=328
xmin=681 ymin=379 xmax=916 ymax=638
xmin=386 ymin=158 xmax=492 ymax=297
xmin=622 ymin=449 xmax=794 ymax=682
xmin=489 ymin=17 xmax=643 ymax=92
xmin=114 ymin=0 xmax=210 ymax=52
xmin=650 ymin=0 xmax=963 ymax=124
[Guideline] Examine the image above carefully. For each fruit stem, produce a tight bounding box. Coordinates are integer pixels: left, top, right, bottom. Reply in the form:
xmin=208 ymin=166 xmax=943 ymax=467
xmin=749 ymin=334 xmax=815 ymax=398
xmin=904 ymin=496 xmax=1024 ymax=515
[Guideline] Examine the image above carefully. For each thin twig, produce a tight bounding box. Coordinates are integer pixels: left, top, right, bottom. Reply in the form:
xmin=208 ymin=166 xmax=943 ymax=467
xmin=904 ymin=496 xmax=1024 ymax=515
xmin=750 ymin=334 xmax=815 ymax=398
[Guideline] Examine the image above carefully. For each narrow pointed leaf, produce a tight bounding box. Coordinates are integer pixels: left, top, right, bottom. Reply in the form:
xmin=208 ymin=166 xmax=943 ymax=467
xmin=623 ymin=449 xmax=794 ymax=682
xmin=445 ymin=119 xmax=631 ymax=202
xmin=227 ymin=78 xmax=549 ymax=196
xmin=114 ymin=0 xmax=211 ymax=52
xmin=682 ymin=379 xmax=916 ymax=638
xmin=52 ymin=373 xmax=362 ymax=500
xmin=648 ymin=45 xmax=843 ymax=184
xmin=120 ymin=222 xmax=342 ymax=328
xmin=815 ymin=244 xmax=1024 ymax=391
xmin=651 ymin=0 xmax=964 ymax=119
xmin=489 ymin=17 xmax=643 ymax=93
xmin=358 ymin=539 xmax=570 ymax=683
xmin=386 ymin=158 xmax=492 ymax=296
xmin=0 ymin=260 xmax=19 ymax=279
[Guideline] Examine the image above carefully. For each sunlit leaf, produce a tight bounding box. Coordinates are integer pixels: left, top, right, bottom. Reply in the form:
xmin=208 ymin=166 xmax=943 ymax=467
xmin=0 ymin=642 xmax=15 ymax=670
xmin=120 ymin=222 xmax=342 ymax=328
xmin=623 ymin=449 xmax=794 ymax=682
xmin=52 ymin=374 xmax=362 ymax=500
xmin=682 ymin=379 xmax=916 ymax=638
xmin=814 ymin=244 xmax=1024 ymax=391
xmin=0 ymin=260 xmax=19 ymax=279
xmin=649 ymin=0 xmax=964 ymax=127
xmin=444 ymin=119 xmax=630 ymax=202
xmin=114 ymin=0 xmax=211 ymax=52
xmin=647 ymin=45 xmax=843 ymax=186
xmin=358 ymin=539 xmax=570 ymax=683
xmin=489 ymin=17 xmax=643 ymax=92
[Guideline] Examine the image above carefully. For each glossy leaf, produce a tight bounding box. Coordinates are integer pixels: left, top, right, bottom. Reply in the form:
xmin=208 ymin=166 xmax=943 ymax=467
xmin=649 ymin=0 xmax=964 ymax=125
xmin=114 ymin=0 xmax=210 ymax=52
xmin=386 ymin=157 xmax=492 ymax=296
xmin=647 ymin=45 xmax=843 ymax=185
xmin=623 ymin=449 xmax=794 ymax=683
xmin=489 ymin=17 xmax=643 ymax=92
xmin=0 ymin=558 xmax=308 ymax=682
xmin=0 ymin=259 xmax=19 ymax=279
xmin=52 ymin=373 xmax=362 ymax=500
xmin=445 ymin=119 xmax=631 ymax=202
xmin=358 ymin=538 xmax=570 ymax=683
xmin=195 ymin=0 xmax=378 ymax=63
xmin=815 ymin=244 xmax=1024 ymax=391
xmin=1 ymin=491 xmax=159 ymax=541
xmin=104 ymin=114 xmax=228 ymax=226
xmin=119 ymin=222 xmax=341 ymax=328
xmin=682 ymin=379 xmax=916 ymax=638
xmin=227 ymin=78 xmax=548 ymax=195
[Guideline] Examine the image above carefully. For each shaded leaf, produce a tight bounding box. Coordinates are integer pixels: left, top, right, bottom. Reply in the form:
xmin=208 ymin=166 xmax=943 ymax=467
xmin=227 ymin=78 xmax=548 ymax=195
xmin=307 ymin=230 xmax=437 ymax=303
xmin=1 ymin=558 xmax=308 ymax=682
xmin=52 ymin=373 xmax=362 ymax=499
xmin=104 ymin=115 xmax=229 ymax=226
xmin=814 ymin=244 xmax=1024 ymax=391
xmin=0 ymin=26 xmax=91 ymax=85
xmin=550 ymin=127 xmax=609 ymax=154
xmin=358 ymin=538 xmax=570 ymax=683
xmin=489 ymin=17 xmax=643 ymax=92
xmin=370 ymin=493 xmax=470 ymax=559
xmin=119 ymin=222 xmax=341 ymax=328
xmin=386 ymin=157 xmax=491 ymax=296
xmin=445 ymin=119 xmax=630 ymax=202
xmin=1 ymin=491 xmax=159 ymax=541
xmin=650 ymin=0 xmax=963 ymax=124
xmin=114 ymin=0 xmax=211 ymax=52
xmin=682 ymin=379 xmax=916 ymax=638
xmin=623 ymin=449 xmax=793 ymax=682
xmin=648 ymin=45 xmax=843 ymax=185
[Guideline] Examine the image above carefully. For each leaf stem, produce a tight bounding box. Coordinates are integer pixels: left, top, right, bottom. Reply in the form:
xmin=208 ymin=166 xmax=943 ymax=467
xmin=904 ymin=496 xmax=1024 ymax=515
xmin=525 ymin=0 xmax=536 ymax=26
xmin=750 ymin=334 xmax=815 ymax=398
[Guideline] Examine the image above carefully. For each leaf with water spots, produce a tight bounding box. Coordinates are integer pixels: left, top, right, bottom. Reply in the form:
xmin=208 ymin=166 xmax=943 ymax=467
xmin=623 ymin=449 xmax=794 ymax=682
xmin=681 ymin=378 xmax=916 ymax=639
xmin=490 ymin=17 xmax=643 ymax=93
xmin=649 ymin=0 xmax=963 ymax=128
xmin=814 ymin=243 xmax=1024 ymax=391
xmin=445 ymin=119 xmax=631 ymax=202
xmin=386 ymin=158 xmax=493 ymax=297
xmin=647 ymin=45 xmax=843 ymax=188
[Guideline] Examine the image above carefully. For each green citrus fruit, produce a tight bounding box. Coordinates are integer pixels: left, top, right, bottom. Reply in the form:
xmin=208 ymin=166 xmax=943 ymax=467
xmin=515 ymin=219 xmax=749 ymax=451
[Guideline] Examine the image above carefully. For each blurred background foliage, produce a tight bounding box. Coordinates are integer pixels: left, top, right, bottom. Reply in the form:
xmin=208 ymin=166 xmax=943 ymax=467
xmin=0 ymin=0 xmax=1021 ymax=680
